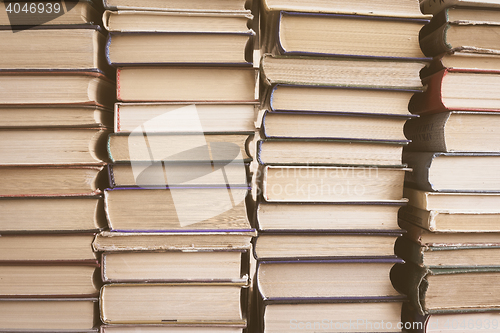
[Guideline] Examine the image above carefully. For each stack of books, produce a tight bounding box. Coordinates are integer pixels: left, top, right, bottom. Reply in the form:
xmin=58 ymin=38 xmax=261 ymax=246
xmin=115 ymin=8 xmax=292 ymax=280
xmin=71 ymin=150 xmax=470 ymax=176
xmin=253 ymin=0 xmax=432 ymax=331
xmin=0 ymin=0 xmax=112 ymax=331
xmin=96 ymin=0 xmax=258 ymax=331
xmin=392 ymin=0 xmax=500 ymax=331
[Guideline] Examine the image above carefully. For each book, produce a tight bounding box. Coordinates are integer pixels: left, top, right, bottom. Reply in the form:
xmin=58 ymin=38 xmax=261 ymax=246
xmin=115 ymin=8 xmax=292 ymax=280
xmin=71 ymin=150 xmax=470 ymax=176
xmin=0 ymin=298 xmax=98 ymax=331
xmin=102 ymin=0 xmax=252 ymax=13
xmin=0 ymin=196 xmax=106 ymax=233
xmin=101 ymin=250 xmax=248 ymax=283
xmin=419 ymin=7 xmax=500 ymax=57
xmin=395 ymin=236 xmax=500 ymax=268
xmin=0 ymin=128 xmax=110 ymax=165
xmin=0 ymin=105 xmax=113 ymax=128
xmin=403 ymin=152 xmax=500 ymax=192
xmin=399 ymin=204 xmax=500 ymax=232
xmin=106 ymin=31 xmax=254 ymax=65
xmin=104 ymin=187 xmax=253 ymax=232
xmin=261 ymin=166 xmax=407 ymax=202
xmin=260 ymin=301 xmax=405 ymax=333
xmin=101 ymin=326 xmax=244 ymax=333
xmin=107 ymin=132 xmax=253 ymax=163
xmin=0 ymin=234 xmax=97 ymax=262
xmin=0 ymin=165 xmax=106 ymax=197
xmin=260 ymin=54 xmax=427 ymax=90
xmin=100 ymin=283 xmax=247 ymax=325
xmin=257 ymin=201 xmax=405 ymax=231
xmin=103 ymin=10 xmax=253 ymax=33
xmin=399 ymin=219 xmax=500 ymax=246
xmin=409 ymin=69 xmax=500 ymax=115
xmin=391 ymin=262 xmax=500 ymax=314
xmin=260 ymin=111 xmax=409 ymax=142
xmin=0 ymin=26 xmax=111 ymax=74
xmin=113 ymin=103 xmax=257 ymax=133
xmin=422 ymin=50 xmax=500 ymax=77
xmin=262 ymin=11 xmax=427 ymax=59
xmin=93 ymin=231 xmax=256 ymax=252
xmin=265 ymin=85 xmax=415 ymax=116
xmin=108 ymin=162 xmax=249 ymax=188
xmin=262 ymin=0 xmax=428 ymax=18
xmin=116 ymin=66 xmax=257 ymax=102
xmin=403 ymin=187 xmax=500 ymax=212
xmin=0 ymin=264 xmax=100 ymax=297
xmin=402 ymin=303 xmax=500 ymax=333
xmin=0 ymin=71 xmax=115 ymax=107
xmin=257 ymin=259 xmax=404 ymax=301
xmin=257 ymin=139 xmax=405 ymax=166
xmin=253 ymin=232 xmax=402 ymax=259
xmin=421 ymin=0 xmax=500 ymax=15
xmin=0 ymin=0 xmax=102 ymax=26
xmin=404 ymin=111 xmax=500 ymax=152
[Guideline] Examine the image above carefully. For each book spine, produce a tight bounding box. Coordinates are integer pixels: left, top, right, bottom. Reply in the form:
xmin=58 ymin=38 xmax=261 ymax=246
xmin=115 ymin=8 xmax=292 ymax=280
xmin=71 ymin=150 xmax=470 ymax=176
xmin=394 ymin=237 xmax=426 ymax=267
xmin=398 ymin=205 xmax=435 ymax=231
xmin=408 ymin=70 xmax=447 ymax=115
xmin=390 ymin=262 xmax=428 ymax=315
xmin=105 ymin=33 xmax=113 ymax=67
xmin=404 ymin=112 xmax=450 ymax=152
xmin=420 ymin=23 xmax=451 ymax=58
xmin=403 ymin=152 xmax=437 ymax=191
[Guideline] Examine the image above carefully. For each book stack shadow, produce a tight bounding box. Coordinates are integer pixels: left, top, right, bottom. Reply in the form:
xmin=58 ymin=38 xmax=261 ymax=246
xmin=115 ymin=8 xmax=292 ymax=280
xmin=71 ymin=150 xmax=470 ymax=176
xmin=96 ymin=0 xmax=258 ymax=332
xmin=392 ymin=0 xmax=500 ymax=331
xmin=0 ymin=0 xmax=113 ymax=331
xmin=252 ymin=0 xmax=433 ymax=332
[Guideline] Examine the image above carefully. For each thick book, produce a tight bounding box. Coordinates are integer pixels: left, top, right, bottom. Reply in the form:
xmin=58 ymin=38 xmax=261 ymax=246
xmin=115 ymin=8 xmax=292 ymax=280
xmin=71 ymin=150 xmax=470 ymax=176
xmin=0 ymin=264 xmax=100 ymax=297
xmin=404 ymin=111 xmax=500 ymax=152
xmin=101 ymin=250 xmax=249 ymax=283
xmin=403 ymin=187 xmax=500 ymax=212
xmin=257 ymin=201 xmax=405 ymax=232
xmin=391 ymin=262 xmax=500 ymax=314
xmin=260 ymin=300 xmax=405 ymax=333
xmin=409 ymin=69 xmax=500 ymax=115
xmin=0 ymin=298 xmax=98 ymax=331
xmin=0 ymin=26 xmax=112 ymax=74
xmin=116 ymin=66 xmax=257 ymax=102
xmin=0 ymin=70 xmax=115 ymax=107
xmin=262 ymin=11 xmax=427 ymax=59
xmin=0 ymin=234 xmax=97 ymax=262
xmin=0 ymin=0 xmax=102 ymax=26
xmin=265 ymin=84 xmax=416 ymax=116
xmin=106 ymin=31 xmax=254 ymax=65
xmin=257 ymin=258 xmax=404 ymax=301
xmin=421 ymin=0 xmax=500 ymax=15
xmin=262 ymin=0 xmax=428 ymax=18
xmin=114 ymin=102 xmax=257 ymax=133
xmin=104 ymin=187 xmax=253 ymax=232
xmin=257 ymin=139 xmax=405 ymax=166
xmin=399 ymin=204 xmax=500 ymax=233
xmin=403 ymin=152 xmax=500 ymax=192
xmin=0 ymin=128 xmax=110 ymax=165
xmin=93 ymin=231 xmax=256 ymax=252
xmin=102 ymin=0 xmax=252 ymax=13
xmin=101 ymin=326 xmax=243 ymax=333
xmin=108 ymin=162 xmax=249 ymax=188
xmin=395 ymin=236 xmax=500 ymax=268
xmin=399 ymin=219 xmax=500 ymax=247
xmin=100 ymin=283 xmax=247 ymax=325
xmin=260 ymin=111 xmax=409 ymax=142
xmin=260 ymin=54 xmax=427 ymax=90
xmin=0 ymin=165 xmax=106 ymax=197
xmin=261 ymin=165 xmax=407 ymax=202
xmin=253 ymin=232 xmax=402 ymax=260
xmin=0 ymin=195 xmax=106 ymax=233
xmin=107 ymin=132 xmax=253 ymax=163
xmin=0 ymin=105 xmax=113 ymax=128
xmin=103 ymin=10 xmax=253 ymax=33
